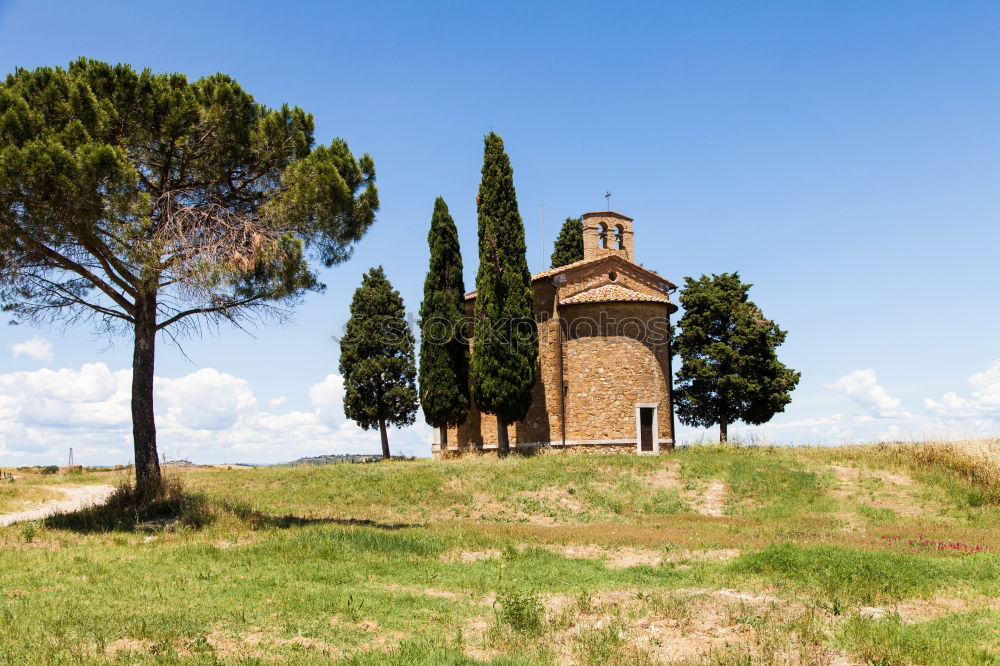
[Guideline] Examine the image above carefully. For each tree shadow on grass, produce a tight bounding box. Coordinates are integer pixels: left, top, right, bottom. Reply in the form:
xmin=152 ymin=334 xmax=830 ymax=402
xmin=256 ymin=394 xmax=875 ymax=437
xmin=43 ymin=478 xmax=211 ymax=533
xmin=42 ymin=482 xmax=422 ymax=533
xmin=218 ymin=501 xmax=423 ymax=531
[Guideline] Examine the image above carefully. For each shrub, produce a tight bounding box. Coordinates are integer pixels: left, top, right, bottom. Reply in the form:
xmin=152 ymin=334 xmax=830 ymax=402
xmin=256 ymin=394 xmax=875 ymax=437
xmin=20 ymin=522 xmax=38 ymax=543
xmin=493 ymin=588 xmax=545 ymax=635
xmin=39 ymin=466 xmax=58 ymax=475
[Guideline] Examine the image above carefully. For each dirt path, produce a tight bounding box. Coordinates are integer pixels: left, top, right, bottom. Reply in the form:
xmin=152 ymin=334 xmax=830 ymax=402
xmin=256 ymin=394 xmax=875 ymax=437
xmin=697 ymin=480 xmax=728 ymax=516
xmin=643 ymin=466 xmax=729 ymax=516
xmin=0 ymin=485 xmax=114 ymax=526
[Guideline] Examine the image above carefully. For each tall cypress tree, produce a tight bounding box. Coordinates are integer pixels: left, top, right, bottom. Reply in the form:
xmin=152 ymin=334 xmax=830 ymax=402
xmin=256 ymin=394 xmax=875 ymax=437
xmin=418 ymin=197 xmax=470 ymax=449
xmin=470 ymin=133 xmax=538 ymax=457
xmin=339 ymin=266 xmax=418 ymax=459
xmin=550 ymin=216 xmax=584 ymax=268
xmin=673 ymin=273 xmax=800 ymax=442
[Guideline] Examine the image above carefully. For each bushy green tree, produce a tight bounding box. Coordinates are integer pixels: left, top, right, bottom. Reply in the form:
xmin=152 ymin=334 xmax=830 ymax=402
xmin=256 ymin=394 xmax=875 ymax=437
xmin=549 ymin=216 xmax=583 ymax=268
xmin=418 ymin=197 xmax=469 ymax=449
xmin=673 ymin=273 xmax=800 ymax=442
xmin=470 ymin=133 xmax=538 ymax=457
xmin=0 ymin=60 xmax=377 ymax=497
xmin=340 ymin=266 xmax=418 ymax=459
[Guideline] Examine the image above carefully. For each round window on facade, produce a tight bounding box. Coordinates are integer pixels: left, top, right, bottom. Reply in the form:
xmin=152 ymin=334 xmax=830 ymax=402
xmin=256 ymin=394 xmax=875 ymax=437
xmin=608 ymin=271 xmax=618 ymax=281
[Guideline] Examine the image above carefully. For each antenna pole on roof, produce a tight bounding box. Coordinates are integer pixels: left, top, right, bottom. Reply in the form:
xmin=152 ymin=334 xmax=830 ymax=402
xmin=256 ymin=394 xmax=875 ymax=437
xmin=604 ymin=191 xmax=611 ymax=211
xmin=539 ymin=203 xmax=544 ymax=273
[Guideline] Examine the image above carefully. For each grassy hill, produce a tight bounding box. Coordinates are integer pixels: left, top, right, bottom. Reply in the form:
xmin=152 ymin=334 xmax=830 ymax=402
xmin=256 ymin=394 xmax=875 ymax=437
xmin=0 ymin=440 xmax=998 ymax=664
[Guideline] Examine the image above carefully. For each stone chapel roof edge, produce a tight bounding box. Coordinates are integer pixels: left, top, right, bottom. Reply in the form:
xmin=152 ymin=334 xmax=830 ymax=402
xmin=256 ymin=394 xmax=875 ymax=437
xmin=463 ymin=254 xmax=676 ymax=301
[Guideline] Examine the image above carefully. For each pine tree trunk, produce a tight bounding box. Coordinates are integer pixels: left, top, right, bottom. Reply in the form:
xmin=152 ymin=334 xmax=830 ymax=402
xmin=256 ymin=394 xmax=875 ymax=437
xmin=497 ymin=417 xmax=509 ymax=458
xmin=132 ymin=296 xmax=161 ymax=500
xmin=720 ymin=420 xmax=728 ymax=443
xmin=379 ymin=416 xmax=390 ymax=459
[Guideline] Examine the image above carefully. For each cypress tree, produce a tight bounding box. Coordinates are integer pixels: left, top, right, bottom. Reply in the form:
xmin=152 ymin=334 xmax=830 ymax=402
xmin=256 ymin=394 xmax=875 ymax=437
xmin=470 ymin=133 xmax=538 ymax=457
xmin=418 ymin=197 xmax=470 ymax=449
xmin=339 ymin=267 xmax=418 ymax=459
xmin=673 ymin=273 xmax=801 ymax=442
xmin=550 ymin=216 xmax=584 ymax=268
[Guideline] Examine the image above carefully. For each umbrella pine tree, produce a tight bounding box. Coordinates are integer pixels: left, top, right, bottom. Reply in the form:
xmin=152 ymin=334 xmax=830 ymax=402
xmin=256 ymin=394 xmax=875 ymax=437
xmin=0 ymin=60 xmax=377 ymax=497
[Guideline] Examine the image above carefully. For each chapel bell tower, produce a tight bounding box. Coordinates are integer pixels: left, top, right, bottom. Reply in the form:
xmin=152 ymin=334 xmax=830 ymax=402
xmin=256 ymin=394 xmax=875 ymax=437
xmin=582 ymin=212 xmax=634 ymax=262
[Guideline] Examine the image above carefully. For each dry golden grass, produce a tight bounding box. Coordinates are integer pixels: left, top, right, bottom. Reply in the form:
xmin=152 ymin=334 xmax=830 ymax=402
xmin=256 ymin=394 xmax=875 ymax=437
xmin=828 ymin=438 xmax=1000 ymax=505
xmin=0 ymin=483 xmax=64 ymax=513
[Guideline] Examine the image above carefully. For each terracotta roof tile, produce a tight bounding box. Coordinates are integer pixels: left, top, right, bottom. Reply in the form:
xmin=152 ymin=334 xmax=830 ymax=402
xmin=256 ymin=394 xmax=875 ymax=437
xmin=530 ymin=256 xmax=605 ymax=281
xmin=560 ymin=283 xmax=671 ymax=305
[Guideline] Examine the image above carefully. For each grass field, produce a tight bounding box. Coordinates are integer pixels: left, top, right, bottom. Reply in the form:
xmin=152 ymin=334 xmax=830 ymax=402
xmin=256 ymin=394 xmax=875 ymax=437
xmin=1 ymin=440 xmax=998 ymax=664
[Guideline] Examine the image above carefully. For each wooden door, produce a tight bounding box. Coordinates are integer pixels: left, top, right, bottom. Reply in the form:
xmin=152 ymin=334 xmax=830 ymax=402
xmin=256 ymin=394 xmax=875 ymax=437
xmin=639 ymin=407 xmax=654 ymax=452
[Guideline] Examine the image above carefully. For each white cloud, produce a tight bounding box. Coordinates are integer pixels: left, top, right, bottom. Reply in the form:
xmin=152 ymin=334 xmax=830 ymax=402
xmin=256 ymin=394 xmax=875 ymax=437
xmin=0 ymin=364 xmax=432 ymax=466
xmin=827 ymin=369 xmax=910 ymax=418
xmin=876 ymin=425 xmax=903 ymax=442
xmin=0 ymin=363 xmax=131 ymax=429
xmin=11 ymin=337 xmax=53 ymax=364
xmin=310 ymin=374 xmax=347 ymax=427
xmin=924 ymin=360 xmax=1000 ymax=424
xmin=157 ymin=368 xmax=256 ymax=430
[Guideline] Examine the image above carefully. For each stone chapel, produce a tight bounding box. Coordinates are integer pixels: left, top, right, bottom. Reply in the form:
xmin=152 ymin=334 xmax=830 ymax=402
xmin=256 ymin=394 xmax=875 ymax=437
xmin=433 ymin=212 xmax=678 ymax=458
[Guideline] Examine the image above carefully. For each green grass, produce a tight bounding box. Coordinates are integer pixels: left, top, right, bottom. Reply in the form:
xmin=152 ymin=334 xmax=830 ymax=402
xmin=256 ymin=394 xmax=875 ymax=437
xmin=858 ymin=503 xmax=898 ymax=525
xmin=679 ymin=445 xmax=836 ymax=519
xmin=838 ymin=611 xmax=1000 ymax=665
xmin=0 ymin=441 xmax=998 ymax=664
xmin=730 ymin=543 xmax=999 ymax=604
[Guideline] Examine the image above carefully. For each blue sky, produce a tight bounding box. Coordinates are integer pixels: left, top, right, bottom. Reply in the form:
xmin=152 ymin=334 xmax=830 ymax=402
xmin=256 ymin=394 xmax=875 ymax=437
xmin=1 ymin=1 xmax=998 ymax=465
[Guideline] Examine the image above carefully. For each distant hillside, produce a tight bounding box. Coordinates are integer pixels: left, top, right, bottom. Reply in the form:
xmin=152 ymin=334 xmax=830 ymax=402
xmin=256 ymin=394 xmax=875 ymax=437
xmin=282 ymin=454 xmax=381 ymax=466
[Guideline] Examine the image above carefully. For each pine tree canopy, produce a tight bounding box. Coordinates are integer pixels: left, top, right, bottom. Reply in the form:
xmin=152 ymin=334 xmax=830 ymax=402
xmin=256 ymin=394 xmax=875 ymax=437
xmin=418 ymin=197 xmax=470 ymax=430
xmin=339 ymin=266 xmax=418 ymax=436
xmin=0 ymin=59 xmax=377 ymax=493
xmin=470 ymin=133 xmax=538 ymax=430
xmin=673 ymin=272 xmax=800 ymax=440
xmin=0 ymin=59 xmax=378 ymax=331
xmin=550 ymin=216 xmax=583 ymax=268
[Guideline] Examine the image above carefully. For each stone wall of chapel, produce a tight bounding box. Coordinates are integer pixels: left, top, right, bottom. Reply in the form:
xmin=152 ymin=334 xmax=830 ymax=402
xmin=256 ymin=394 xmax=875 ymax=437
xmin=516 ymin=281 xmax=560 ymax=445
xmin=446 ymin=281 xmax=561 ymax=452
xmin=560 ymin=302 xmax=674 ymax=446
xmin=437 ymin=443 xmax=638 ymax=459
xmin=441 ymin=297 xmax=674 ymax=457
